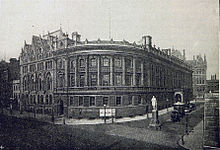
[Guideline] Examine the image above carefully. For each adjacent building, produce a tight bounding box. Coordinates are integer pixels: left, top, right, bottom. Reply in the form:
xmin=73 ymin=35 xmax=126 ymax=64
xmin=186 ymin=54 xmax=207 ymax=99
xmin=19 ymin=29 xmax=193 ymax=118
xmin=206 ymin=74 xmax=219 ymax=93
xmin=0 ymin=58 xmax=20 ymax=107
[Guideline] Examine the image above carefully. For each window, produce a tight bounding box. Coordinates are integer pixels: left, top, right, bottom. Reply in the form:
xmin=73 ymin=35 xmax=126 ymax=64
xmin=41 ymin=95 xmax=44 ymax=104
xmin=79 ymin=75 xmax=85 ymax=87
xmin=103 ymin=97 xmax=108 ymax=106
xmin=90 ymin=58 xmax=96 ymax=67
xmin=114 ymin=58 xmax=121 ymax=67
xmin=103 ymin=57 xmax=110 ymax=66
xmin=79 ymin=59 xmax=85 ymax=67
xmin=128 ymin=96 xmax=132 ymax=105
xmin=126 ymin=58 xmax=132 ymax=68
xmin=102 ymin=74 xmax=109 ymax=86
xmin=58 ymin=74 xmax=64 ymax=87
xmin=49 ymin=95 xmax=52 ymax=104
xmin=79 ymin=96 xmax=84 ymax=106
xmin=115 ymin=74 xmax=122 ymax=85
xmin=45 ymin=95 xmax=48 ymax=104
xmin=138 ymin=96 xmax=142 ymax=105
xmin=90 ymin=74 xmax=97 ymax=86
xmin=136 ymin=74 xmax=141 ymax=86
xmin=125 ymin=75 xmax=132 ymax=86
xmin=70 ymin=74 xmax=75 ymax=87
xmin=71 ymin=60 xmax=75 ymax=69
xmin=69 ymin=97 xmax=73 ymax=105
xmin=46 ymin=61 xmax=52 ymax=70
xmin=116 ymin=97 xmax=121 ymax=106
xmin=90 ymin=97 xmax=95 ymax=106
xmin=57 ymin=59 xmax=63 ymax=69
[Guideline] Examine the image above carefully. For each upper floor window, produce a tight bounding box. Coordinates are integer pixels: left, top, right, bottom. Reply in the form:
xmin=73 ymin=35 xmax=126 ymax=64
xmin=57 ymin=59 xmax=63 ymax=69
xmin=103 ymin=97 xmax=108 ymax=106
xmin=70 ymin=60 xmax=76 ymax=69
xmin=79 ymin=74 xmax=85 ymax=87
xmin=103 ymin=57 xmax=110 ymax=67
xmin=115 ymin=74 xmax=122 ymax=85
xmin=114 ymin=58 xmax=121 ymax=67
xmin=102 ymin=74 xmax=109 ymax=86
xmin=90 ymin=74 xmax=97 ymax=86
xmin=79 ymin=59 xmax=85 ymax=67
xmin=70 ymin=74 xmax=75 ymax=87
xmin=126 ymin=58 xmax=132 ymax=68
xmin=90 ymin=58 xmax=97 ymax=67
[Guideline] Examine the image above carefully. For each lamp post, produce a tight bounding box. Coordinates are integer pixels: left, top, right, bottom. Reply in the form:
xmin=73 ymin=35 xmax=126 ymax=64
xmin=166 ymin=99 xmax=169 ymax=112
xmin=185 ymin=112 xmax=189 ymax=135
xmin=104 ymin=104 xmax=106 ymax=124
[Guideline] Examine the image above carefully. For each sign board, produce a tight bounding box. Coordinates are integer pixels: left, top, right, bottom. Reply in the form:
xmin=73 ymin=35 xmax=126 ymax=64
xmin=100 ymin=108 xmax=115 ymax=117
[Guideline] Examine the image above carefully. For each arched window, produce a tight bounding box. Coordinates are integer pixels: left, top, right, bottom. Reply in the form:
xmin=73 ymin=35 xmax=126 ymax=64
xmin=49 ymin=95 xmax=52 ymax=105
xmin=41 ymin=95 xmax=44 ymax=104
xmin=103 ymin=57 xmax=110 ymax=67
xmin=57 ymin=59 xmax=63 ymax=69
xmin=90 ymin=58 xmax=96 ymax=67
xmin=58 ymin=74 xmax=64 ymax=87
xmin=71 ymin=60 xmax=76 ymax=69
xmin=46 ymin=95 xmax=48 ymax=104
xmin=79 ymin=59 xmax=85 ymax=67
xmin=46 ymin=72 xmax=52 ymax=90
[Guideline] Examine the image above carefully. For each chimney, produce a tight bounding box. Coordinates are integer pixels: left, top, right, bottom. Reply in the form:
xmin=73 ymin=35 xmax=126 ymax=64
xmin=142 ymin=36 xmax=146 ymax=49
xmin=183 ymin=49 xmax=186 ymax=60
xmin=146 ymin=35 xmax=152 ymax=49
xmin=72 ymin=32 xmax=81 ymax=45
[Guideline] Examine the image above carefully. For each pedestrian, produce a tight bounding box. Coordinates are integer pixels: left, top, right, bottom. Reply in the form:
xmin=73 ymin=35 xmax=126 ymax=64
xmin=146 ymin=104 xmax=149 ymax=119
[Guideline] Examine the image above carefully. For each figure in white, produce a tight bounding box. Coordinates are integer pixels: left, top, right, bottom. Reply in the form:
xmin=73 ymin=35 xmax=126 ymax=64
xmin=151 ymin=96 xmax=157 ymax=110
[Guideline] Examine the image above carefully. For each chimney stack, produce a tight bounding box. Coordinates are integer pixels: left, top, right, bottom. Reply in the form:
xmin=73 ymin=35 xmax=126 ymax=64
xmin=72 ymin=32 xmax=81 ymax=46
xmin=142 ymin=35 xmax=152 ymax=50
xmin=183 ymin=49 xmax=186 ymax=60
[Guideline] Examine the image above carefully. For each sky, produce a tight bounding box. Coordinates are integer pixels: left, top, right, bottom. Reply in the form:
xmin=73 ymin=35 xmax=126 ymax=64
xmin=0 ymin=0 xmax=219 ymax=79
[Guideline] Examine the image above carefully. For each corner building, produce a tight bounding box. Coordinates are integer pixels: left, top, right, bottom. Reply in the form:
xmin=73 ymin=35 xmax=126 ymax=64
xmin=19 ymin=29 xmax=192 ymax=118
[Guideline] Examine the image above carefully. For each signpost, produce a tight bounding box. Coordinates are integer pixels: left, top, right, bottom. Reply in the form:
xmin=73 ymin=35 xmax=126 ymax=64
xmin=100 ymin=107 xmax=116 ymax=124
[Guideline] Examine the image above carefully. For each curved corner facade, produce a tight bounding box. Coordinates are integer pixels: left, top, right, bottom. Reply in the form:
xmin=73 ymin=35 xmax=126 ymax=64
xmin=19 ymin=29 xmax=193 ymax=118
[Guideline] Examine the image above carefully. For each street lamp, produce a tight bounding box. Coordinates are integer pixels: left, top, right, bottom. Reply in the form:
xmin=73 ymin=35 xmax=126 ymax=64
xmin=185 ymin=112 xmax=189 ymax=135
xmin=104 ymin=104 xmax=106 ymax=124
xmin=166 ymin=99 xmax=169 ymax=112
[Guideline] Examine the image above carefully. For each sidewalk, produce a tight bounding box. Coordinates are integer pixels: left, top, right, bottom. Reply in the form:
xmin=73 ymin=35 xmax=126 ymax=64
xmin=55 ymin=107 xmax=174 ymax=125
xmin=178 ymin=121 xmax=203 ymax=150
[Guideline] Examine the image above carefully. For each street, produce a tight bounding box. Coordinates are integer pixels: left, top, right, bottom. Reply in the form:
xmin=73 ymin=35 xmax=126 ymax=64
xmin=0 ymin=102 xmax=204 ymax=150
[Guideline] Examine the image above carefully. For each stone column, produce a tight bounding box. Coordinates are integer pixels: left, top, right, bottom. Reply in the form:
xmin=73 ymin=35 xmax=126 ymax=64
xmin=74 ymin=57 xmax=78 ymax=87
xmin=97 ymin=56 xmax=101 ymax=86
xmin=64 ymin=57 xmax=69 ymax=87
xmin=122 ymin=57 xmax=126 ymax=85
xmin=133 ymin=58 xmax=136 ymax=86
xmin=85 ymin=56 xmax=88 ymax=86
xmin=110 ymin=56 xmax=113 ymax=86
xmin=141 ymin=61 xmax=144 ymax=86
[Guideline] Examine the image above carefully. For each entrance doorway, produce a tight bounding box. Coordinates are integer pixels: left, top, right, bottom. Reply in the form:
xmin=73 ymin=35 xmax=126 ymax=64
xmin=59 ymin=100 xmax=64 ymax=115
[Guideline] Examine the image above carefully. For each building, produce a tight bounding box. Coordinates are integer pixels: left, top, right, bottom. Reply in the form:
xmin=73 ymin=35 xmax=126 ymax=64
xmin=0 ymin=58 xmax=20 ymax=107
xmin=186 ymin=54 xmax=207 ymax=99
xmin=206 ymin=74 xmax=219 ymax=93
xmin=13 ymin=80 xmax=20 ymax=107
xmin=19 ymin=29 xmax=192 ymax=118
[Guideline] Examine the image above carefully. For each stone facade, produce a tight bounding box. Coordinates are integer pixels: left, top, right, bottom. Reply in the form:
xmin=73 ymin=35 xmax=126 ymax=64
xmin=19 ymin=29 xmax=193 ymax=118
xmin=187 ymin=54 xmax=207 ymax=99
xmin=206 ymin=74 xmax=219 ymax=93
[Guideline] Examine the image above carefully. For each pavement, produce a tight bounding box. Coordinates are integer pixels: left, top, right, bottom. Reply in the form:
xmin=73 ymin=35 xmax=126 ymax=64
xmin=178 ymin=120 xmax=204 ymax=150
xmin=55 ymin=106 xmax=174 ymax=125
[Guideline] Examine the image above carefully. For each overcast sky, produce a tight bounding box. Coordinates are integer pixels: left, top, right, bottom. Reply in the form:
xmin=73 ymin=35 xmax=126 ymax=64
xmin=0 ymin=0 xmax=218 ymax=79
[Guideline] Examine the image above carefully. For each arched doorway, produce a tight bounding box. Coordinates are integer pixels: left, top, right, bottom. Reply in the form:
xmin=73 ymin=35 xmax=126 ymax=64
xmin=174 ymin=92 xmax=183 ymax=103
xmin=175 ymin=94 xmax=182 ymax=102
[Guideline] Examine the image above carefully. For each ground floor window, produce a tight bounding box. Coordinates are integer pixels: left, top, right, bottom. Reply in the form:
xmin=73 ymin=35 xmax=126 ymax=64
xmin=116 ymin=97 xmax=121 ymax=106
xmin=138 ymin=96 xmax=142 ymax=105
xmin=128 ymin=96 xmax=132 ymax=105
xmin=103 ymin=97 xmax=108 ymax=106
xmin=69 ymin=96 xmax=73 ymax=105
xmin=90 ymin=97 xmax=95 ymax=106
xmin=79 ymin=96 xmax=84 ymax=106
